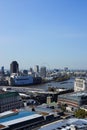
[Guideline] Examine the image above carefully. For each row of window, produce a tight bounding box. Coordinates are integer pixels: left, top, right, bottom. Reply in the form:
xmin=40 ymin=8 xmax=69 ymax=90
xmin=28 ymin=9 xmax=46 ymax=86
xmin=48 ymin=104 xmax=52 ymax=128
xmin=0 ymin=96 xmax=21 ymax=105
xmin=0 ymin=102 xmax=22 ymax=112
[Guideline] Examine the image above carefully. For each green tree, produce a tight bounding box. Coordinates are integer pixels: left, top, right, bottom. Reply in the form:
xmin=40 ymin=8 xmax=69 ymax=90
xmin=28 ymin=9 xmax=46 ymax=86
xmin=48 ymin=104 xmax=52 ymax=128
xmin=74 ymin=109 xmax=87 ymax=118
xmin=61 ymin=104 xmax=66 ymax=112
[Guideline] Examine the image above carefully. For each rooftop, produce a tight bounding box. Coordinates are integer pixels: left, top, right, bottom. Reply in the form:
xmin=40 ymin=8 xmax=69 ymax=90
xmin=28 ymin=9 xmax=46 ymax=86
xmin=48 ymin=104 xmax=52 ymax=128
xmin=39 ymin=118 xmax=87 ymax=130
xmin=75 ymin=77 xmax=87 ymax=80
xmin=0 ymin=124 xmax=7 ymax=129
xmin=1 ymin=114 xmax=42 ymax=126
xmin=58 ymin=91 xmax=87 ymax=102
xmin=0 ymin=91 xmax=19 ymax=99
xmin=0 ymin=110 xmax=41 ymax=126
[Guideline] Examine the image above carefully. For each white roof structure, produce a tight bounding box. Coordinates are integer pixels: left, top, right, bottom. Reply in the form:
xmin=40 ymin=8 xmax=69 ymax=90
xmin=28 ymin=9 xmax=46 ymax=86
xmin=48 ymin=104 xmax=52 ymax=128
xmin=1 ymin=114 xmax=42 ymax=126
xmin=0 ymin=111 xmax=14 ymax=118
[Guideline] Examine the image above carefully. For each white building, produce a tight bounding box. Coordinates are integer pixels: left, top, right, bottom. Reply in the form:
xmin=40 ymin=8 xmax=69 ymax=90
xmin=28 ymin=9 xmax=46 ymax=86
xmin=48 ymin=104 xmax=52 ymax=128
xmin=34 ymin=65 xmax=39 ymax=73
xmin=47 ymin=96 xmax=52 ymax=105
xmin=74 ymin=77 xmax=87 ymax=92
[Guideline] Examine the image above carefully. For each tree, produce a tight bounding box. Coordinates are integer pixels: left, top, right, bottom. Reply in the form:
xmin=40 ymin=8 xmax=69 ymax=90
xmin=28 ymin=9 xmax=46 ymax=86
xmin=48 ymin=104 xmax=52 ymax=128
xmin=61 ymin=104 xmax=66 ymax=112
xmin=74 ymin=109 xmax=87 ymax=118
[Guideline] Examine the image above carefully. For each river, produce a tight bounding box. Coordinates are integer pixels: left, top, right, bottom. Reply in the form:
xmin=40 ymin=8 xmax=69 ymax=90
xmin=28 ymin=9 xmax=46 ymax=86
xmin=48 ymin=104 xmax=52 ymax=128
xmin=28 ymin=78 xmax=74 ymax=90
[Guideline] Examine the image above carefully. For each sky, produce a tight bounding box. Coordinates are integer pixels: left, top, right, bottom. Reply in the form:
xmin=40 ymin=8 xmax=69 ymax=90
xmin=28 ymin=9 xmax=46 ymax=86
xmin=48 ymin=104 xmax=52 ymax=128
xmin=0 ymin=0 xmax=87 ymax=70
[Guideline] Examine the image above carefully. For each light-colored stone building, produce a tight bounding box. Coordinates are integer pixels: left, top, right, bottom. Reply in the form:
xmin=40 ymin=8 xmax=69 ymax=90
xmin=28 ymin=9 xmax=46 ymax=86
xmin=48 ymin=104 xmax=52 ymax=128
xmin=74 ymin=77 xmax=87 ymax=92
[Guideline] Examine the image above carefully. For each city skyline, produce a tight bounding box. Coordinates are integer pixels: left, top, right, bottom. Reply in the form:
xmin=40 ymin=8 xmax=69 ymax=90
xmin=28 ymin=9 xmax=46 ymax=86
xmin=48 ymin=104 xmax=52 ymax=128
xmin=0 ymin=0 xmax=87 ymax=69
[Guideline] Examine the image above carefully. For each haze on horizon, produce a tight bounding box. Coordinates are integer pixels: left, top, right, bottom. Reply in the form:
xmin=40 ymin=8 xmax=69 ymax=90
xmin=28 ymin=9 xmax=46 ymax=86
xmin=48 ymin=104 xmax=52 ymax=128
xmin=0 ymin=0 xmax=87 ymax=70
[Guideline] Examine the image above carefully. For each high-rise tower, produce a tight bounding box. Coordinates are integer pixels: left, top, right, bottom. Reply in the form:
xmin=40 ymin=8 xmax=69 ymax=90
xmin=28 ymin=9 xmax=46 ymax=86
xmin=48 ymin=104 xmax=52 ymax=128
xmin=10 ymin=61 xmax=19 ymax=74
xmin=40 ymin=66 xmax=46 ymax=78
xmin=34 ymin=65 xmax=39 ymax=73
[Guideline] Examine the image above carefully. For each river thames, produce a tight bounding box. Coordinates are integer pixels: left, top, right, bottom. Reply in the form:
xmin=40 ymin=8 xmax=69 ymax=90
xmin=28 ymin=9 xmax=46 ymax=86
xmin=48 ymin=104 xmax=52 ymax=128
xmin=28 ymin=78 xmax=74 ymax=90
xmin=0 ymin=78 xmax=74 ymax=93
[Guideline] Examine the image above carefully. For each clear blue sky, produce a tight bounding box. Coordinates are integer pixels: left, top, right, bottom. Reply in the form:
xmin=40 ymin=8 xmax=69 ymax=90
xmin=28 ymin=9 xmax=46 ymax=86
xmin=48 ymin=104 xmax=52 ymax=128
xmin=0 ymin=0 xmax=87 ymax=70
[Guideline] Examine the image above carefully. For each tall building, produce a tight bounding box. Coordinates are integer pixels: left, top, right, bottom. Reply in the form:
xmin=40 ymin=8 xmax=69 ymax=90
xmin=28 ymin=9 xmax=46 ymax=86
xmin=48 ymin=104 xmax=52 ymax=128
xmin=34 ymin=65 xmax=39 ymax=73
xmin=74 ymin=77 xmax=87 ymax=92
xmin=64 ymin=67 xmax=68 ymax=71
xmin=29 ymin=67 xmax=33 ymax=73
xmin=10 ymin=61 xmax=19 ymax=74
xmin=1 ymin=66 xmax=4 ymax=75
xmin=40 ymin=66 xmax=46 ymax=78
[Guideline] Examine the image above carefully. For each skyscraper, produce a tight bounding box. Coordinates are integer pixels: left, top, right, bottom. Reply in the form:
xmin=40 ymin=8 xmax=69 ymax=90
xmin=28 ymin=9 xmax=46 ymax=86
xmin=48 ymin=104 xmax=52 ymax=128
xmin=1 ymin=66 xmax=4 ymax=75
xmin=40 ymin=66 xmax=46 ymax=78
xmin=34 ymin=65 xmax=39 ymax=73
xmin=10 ymin=61 xmax=19 ymax=74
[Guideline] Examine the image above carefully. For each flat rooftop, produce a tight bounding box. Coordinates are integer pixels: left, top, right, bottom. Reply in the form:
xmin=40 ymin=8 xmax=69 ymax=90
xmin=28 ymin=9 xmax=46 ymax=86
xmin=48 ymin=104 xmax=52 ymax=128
xmin=60 ymin=91 xmax=87 ymax=97
xmin=58 ymin=91 xmax=87 ymax=102
xmin=0 ymin=110 xmax=42 ymax=126
xmin=39 ymin=118 xmax=87 ymax=130
xmin=0 ymin=91 xmax=19 ymax=99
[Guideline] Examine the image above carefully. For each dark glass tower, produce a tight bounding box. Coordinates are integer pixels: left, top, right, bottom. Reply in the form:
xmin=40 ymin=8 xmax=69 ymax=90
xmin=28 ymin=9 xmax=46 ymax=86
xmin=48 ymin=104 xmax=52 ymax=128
xmin=10 ymin=61 xmax=19 ymax=74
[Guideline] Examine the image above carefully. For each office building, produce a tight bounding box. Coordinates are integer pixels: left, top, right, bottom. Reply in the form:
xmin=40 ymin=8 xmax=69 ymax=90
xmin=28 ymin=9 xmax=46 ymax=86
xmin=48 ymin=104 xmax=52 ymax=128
xmin=30 ymin=67 xmax=33 ymax=72
xmin=10 ymin=61 xmax=19 ymax=74
xmin=0 ymin=90 xmax=23 ymax=113
xmin=34 ymin=65 xmax=39 ymax=73
xmin=74 ymin=77 xmax=87 ymax=92
xmin=64 ymin=67 xmax=68 ymax=71
xmin=22 ymin=70 xmax=28 ymax=75
xmin=1 ymin=66 xmax=4 ymax=75
xmin=40 ymin=66 xmax=46 ymax=78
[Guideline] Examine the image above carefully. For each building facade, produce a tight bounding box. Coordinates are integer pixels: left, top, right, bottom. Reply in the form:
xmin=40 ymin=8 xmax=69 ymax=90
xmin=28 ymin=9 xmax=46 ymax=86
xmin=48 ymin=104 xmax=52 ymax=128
xmin=34 ymin=65 xmax=39 ymax=73
xmin=0 ymin=91 xmax=23 ymax=113
xmin=10 ymin=61 xmax=19 ymax=74
xmin=1 ymin=66 xmax=4 ymax=75
xmin=74 ymin=77 xmax=87 ymax=92
xmin=58 ymin=92 xmax=87 ymax=110
xmin=40 ymin=67 xmax=46 ymax=78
